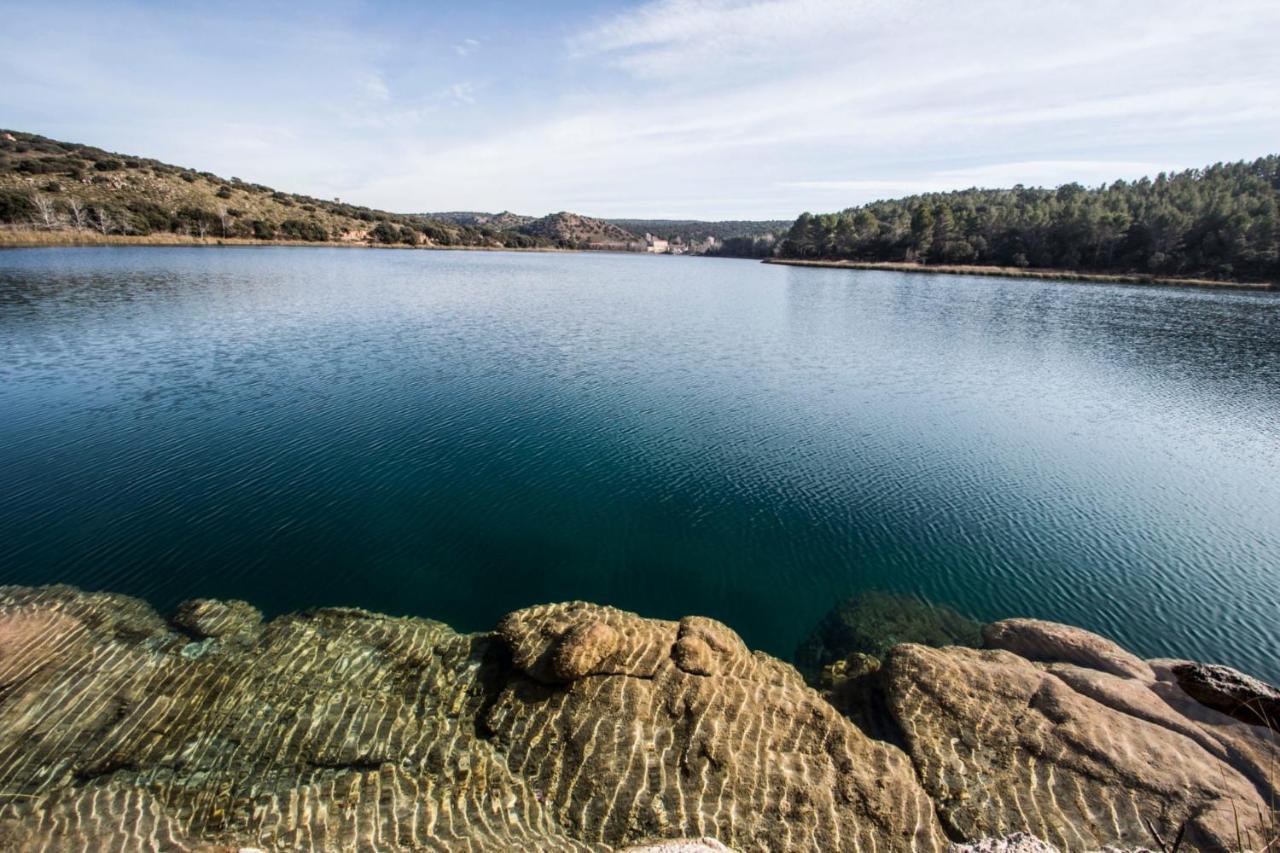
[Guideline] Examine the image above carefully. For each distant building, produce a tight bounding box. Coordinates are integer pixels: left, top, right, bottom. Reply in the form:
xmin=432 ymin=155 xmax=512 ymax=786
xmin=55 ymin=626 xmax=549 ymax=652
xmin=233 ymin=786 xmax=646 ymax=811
xmin=644 ymin=233 xmax=669 ymax=253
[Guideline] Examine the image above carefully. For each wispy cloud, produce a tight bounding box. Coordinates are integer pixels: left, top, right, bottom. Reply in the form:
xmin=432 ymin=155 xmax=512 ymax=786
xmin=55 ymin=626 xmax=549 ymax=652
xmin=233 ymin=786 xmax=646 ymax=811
xmin=3 ymin=0 xmax=1278 ymax=218
xmin=440 ymin=81 xmax=478 ymax=105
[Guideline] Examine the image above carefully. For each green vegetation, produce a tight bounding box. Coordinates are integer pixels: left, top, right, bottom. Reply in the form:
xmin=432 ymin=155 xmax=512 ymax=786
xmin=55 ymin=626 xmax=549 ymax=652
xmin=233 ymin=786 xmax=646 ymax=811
xmin=607 ymin=218 xmax=790 ymax=245
xmin=0 ymin=129 xmax=553 ymax=249
xmin=779 ymin=158 xmax=1280 ymax=282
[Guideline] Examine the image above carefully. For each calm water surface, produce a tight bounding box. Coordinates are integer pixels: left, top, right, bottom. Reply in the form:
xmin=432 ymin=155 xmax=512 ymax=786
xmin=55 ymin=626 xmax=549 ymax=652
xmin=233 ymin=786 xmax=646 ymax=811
xmin=2 ymin=247 xmax=1278 ymax=679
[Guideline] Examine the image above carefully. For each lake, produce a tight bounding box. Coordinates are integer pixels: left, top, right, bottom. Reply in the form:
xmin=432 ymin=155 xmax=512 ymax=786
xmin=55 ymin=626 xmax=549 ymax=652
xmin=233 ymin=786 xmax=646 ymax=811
xmin=1 ymin=246 xmax=1278 ymax=680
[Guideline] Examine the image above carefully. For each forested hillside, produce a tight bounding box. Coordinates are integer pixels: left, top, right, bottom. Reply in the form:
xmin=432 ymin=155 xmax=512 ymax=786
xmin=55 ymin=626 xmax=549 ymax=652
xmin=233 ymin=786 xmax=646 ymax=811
xmin=0 ymin=130 xmax=550 ymax=248
xmin=607 ymin=219 xmax=790 ymax=243
xmin=779 ymin=158 xmax=1280 ymax=281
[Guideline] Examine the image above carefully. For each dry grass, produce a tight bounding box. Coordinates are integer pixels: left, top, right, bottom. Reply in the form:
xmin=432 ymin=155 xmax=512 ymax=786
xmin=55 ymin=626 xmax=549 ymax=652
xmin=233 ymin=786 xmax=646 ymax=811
xmin=0 ymin=226 xmax=580 ymax=254
xmin=0 ymin=226 xmax=365 ymax=248
xmin=764 ymin=258 xmax=1276 ymax=291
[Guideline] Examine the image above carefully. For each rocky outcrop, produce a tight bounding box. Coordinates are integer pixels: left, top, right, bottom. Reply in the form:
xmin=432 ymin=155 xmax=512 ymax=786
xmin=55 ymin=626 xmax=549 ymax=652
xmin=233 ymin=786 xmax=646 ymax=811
xmin=491 ymin=603 xmax=944 ymax=851
xmin=0 ymin=585 xmax=1276 ymax=852
xmin=982 ymin=618 xmax=1155 ymax=681
xmin=1167 ymin=660 xmax=1280 ymax=732
xmin=0 ymin=587 xmax=942 ymax=852
xmin=519 ymin=212 xmax=638 ymax=246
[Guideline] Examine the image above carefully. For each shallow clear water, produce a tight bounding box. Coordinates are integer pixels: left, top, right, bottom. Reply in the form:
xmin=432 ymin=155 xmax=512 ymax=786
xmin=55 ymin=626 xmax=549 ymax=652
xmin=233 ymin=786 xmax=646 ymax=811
xmin=2 ymin=246 xmax=1278 ymax=679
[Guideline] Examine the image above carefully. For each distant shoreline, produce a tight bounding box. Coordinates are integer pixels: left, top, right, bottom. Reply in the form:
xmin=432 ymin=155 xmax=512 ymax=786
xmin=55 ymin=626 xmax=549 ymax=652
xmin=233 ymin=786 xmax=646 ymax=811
xmin=762 ymin=258 xmax=1276 ymax=291
xmin=0 ymin=228 xmax=577 ymax=253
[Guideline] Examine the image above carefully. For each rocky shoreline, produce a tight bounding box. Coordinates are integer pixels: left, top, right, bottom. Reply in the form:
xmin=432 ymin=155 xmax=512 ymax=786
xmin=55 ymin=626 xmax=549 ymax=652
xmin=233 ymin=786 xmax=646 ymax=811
xmin=0 ymin=585 xmax=1275 ymax=852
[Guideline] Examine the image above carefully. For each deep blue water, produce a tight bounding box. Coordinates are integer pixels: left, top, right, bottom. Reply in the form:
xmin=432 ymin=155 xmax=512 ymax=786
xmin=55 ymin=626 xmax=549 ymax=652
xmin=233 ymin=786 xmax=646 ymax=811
xmin=2 ymin=246 xmax=1278 ymax=680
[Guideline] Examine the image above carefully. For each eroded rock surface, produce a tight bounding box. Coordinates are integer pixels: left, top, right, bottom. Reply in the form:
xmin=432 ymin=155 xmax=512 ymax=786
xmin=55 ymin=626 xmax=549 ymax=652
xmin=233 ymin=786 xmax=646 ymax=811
xmin=1 ymin=586 xmax=1277 ymax=853
xmin=880 ymin=625 xmax=1280 ymax=852
xmin=492 ymin=603 xmax=944 ymax=852
xmin=982 ymin=618 xmax=1155 ymax=681
xmin=1169 ymin=660 xmax=1280 ymax=732
xmin=0 ymin=588 xmax=943 ymax=852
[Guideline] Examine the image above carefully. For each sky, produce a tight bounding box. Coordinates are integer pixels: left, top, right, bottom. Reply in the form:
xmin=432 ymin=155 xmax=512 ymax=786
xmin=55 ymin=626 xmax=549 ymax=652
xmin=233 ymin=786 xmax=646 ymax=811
xmin=2 ymin=0 xmax=1278 ymax=219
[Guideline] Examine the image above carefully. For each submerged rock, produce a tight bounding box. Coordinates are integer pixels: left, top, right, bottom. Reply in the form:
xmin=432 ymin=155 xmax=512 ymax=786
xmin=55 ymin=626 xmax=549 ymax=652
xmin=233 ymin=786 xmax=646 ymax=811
xmin=491 ymin=602 xmax=944 ymax=851
xmin=171 ymin=597 xmax=263 ymax=643
xmin=883 ymin=617 xmax=1280 ymax=852
xmin=794 ymin=590 xmax=983 ymax=677
xmin=0 ymin=587 xmax=942 ymax=852
xmin=0 ymin=586 xmax=1276 ymax=852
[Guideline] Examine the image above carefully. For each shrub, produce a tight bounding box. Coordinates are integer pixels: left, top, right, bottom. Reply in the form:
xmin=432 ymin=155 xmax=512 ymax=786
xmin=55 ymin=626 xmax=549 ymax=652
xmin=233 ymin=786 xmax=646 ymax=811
xmin=93 ymin=159 xmax=123 ymax=171
xmin=180 ymin=172 xmax=197 ymax=183
xmin=215 ymin=186 xmax=233 ymax=199
xmin=278 ymin=219 xmax=327 ymax=241
xmin=126 ymin=200 xmax=171 ymax=233
xmin=370 ymin=221 xmax=401 ymax=244
xmin=251 ymin=219 xmax=276 ymax=239
xmin=0 ymin=188 xmax=35 ymax=223
xmin=42 ymin=181 xmax=61 ymax=192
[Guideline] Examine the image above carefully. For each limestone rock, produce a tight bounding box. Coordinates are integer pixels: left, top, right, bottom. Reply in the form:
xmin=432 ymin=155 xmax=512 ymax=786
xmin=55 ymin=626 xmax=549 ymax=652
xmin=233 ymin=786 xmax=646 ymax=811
xmin=1169 ymin=660 xmax=1280 ymax=732
xmin=982 ymin=618 xmax=1154 ymax=681
xmin=882 ymin=643 xmax=1272 ymax=851
xmin=0 ymin=586 xmax=595 ymax=852
xmin=620 ymin=839 xmax=736 ymax=852
xmin=947 ymin=833 xmax=1061 ymax=853
xmin=488 ymin=602 xmax=946 ymax=852
xmin=2 ymin=584 xmax=1275 ymax=853
xmin=795 ymin=590 xmax=981 ymax=677
xmin=0 ymin=587 xmax=945 ymax=852
xmin=172 ymin=597 xmax=263 ymax=643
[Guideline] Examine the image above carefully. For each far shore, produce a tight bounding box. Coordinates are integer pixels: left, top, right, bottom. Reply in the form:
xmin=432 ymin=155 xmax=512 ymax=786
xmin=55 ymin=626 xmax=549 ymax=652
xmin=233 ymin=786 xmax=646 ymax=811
xmin=0 ymin=227 xmax=577 ymax=253
xmin=763 ymin=257 xmax=1276 ymax=291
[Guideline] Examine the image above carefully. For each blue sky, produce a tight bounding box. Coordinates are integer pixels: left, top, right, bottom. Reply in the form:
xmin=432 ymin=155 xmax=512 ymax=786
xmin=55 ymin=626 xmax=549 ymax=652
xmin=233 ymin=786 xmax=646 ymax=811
xmin=2 ymin=0 xmax=1278 ymax=219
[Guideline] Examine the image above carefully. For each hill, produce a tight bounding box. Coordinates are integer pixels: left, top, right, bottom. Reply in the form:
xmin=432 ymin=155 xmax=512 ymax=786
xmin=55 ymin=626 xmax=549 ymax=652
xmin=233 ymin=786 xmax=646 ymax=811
xmin=426 ymin=210 xmax=639 ymax=247
xmin=606 ymin=218 xmax=791 ymax=243
xmin=423 ymin=211 xmax=537 ymax=230
xmin=777 ymin=157 xmax=1280 ymax=282
xmin=429 ymin=213 xmax=789 ymax=254
xmin=0 ymin=130 xmax=555 ymax=249
xmin=518 ymin=211 xmax=637 ymax=248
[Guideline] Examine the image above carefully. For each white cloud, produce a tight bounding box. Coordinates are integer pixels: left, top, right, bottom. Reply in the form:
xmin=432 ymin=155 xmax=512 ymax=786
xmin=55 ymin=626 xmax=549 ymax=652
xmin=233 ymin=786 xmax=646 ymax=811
xmin=4 ymin=0 xmax=1278 ymax=218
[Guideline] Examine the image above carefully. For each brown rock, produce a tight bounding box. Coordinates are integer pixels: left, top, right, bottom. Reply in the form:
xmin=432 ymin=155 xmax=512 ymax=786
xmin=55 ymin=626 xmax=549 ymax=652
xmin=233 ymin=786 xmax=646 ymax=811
xmin=982 ymin=618 xmax=1154 ymax=681
xmin=947 ymin=834 xmax=1061 ymax=853
xmin=1169 ymin=661 xmax=1280 ymax=732
xmin=551 ymin=619 xmax=620 ymax=680
xmin=0 ymin=588 xmax=946 ymax=852
xmin=795 ymin=590 xmax=982 ymax=677
xmin=487 ymin=602 xmax=946 ymax=851
xmin=172 ymin=597 xmax=263 ymax=643
xmin=882 ymin=643 xmax=1270 ymax=851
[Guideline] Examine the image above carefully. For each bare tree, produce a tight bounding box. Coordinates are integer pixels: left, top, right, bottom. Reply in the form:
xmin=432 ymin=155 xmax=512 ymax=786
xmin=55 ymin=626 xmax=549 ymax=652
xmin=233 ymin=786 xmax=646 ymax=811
xmin=31 ymin=193 xmax=61 ymax=230
xmin=216 ymin=205 xmax=232 ymax=238
xmin=195 ymin=216 xmax=209 ymax=239
xmin=67 ymin=197 xmax=89 ymax=230
xmin=93 ymin=206 xmax=116 ymax=236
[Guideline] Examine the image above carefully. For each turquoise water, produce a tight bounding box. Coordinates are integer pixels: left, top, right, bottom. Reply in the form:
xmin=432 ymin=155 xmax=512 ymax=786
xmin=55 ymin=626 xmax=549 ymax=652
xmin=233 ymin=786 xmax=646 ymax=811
xmin=2 ymin=247 xmax=1278 ymax=680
